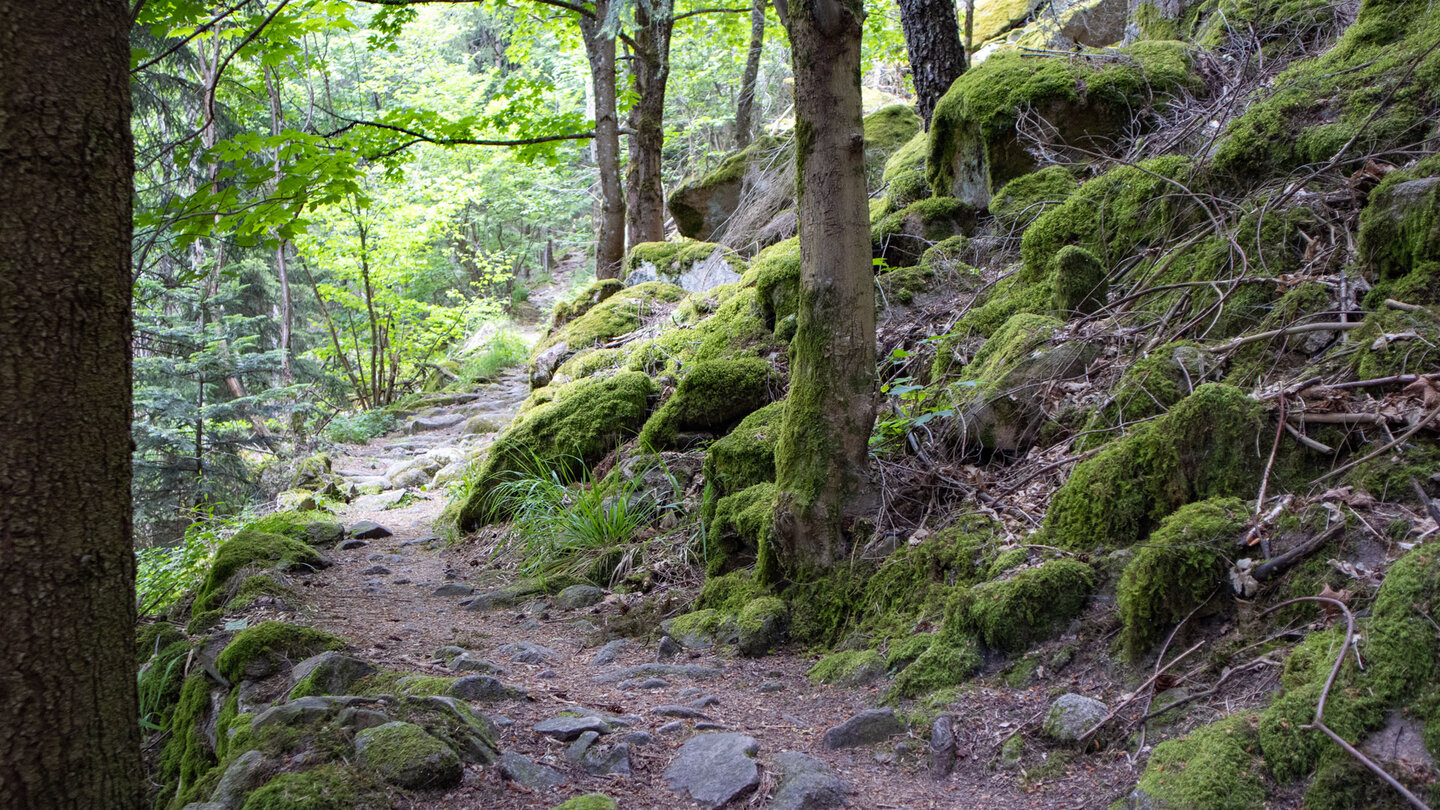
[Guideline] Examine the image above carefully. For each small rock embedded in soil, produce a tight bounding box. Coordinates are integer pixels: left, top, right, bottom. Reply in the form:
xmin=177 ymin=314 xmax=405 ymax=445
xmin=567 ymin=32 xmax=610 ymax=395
xmin=592 ymin=663 xmax=721 ymax=684
xmin=448 ymin=675 xmax=524 ymax=702
xmin=657 ymin=635 xmax=682 ymax=660
xmin=663 ymin=732 xmax=761 ymax=809
xmin=658 ymin=720 xmax=688 ymax=736
xmin=758 ymin=680 xmax=784 ymax=693
xmin=694 ymin=722 xmax=727 ymax=731
xmin=450 ymin=653 xmax=507 ymax=675
xmin=821 ymin=708 xmax=904 ymax=750
xmin=653 ymin=704 xmax=710 ymax=719
xmin=498 ymin=640 xmax=559 ymax=664
xmin=433 ymin=583 xmax=475 ymax=597
xmin=534 ymin=714 xmax=614 ymax=741
xmin=554 ymin=583 xmax=606 ymax=610
xmin=620 ymin=677 xmax=669 ymax=690
xmin=590 ymin=639 xmax=630 ymax=666
xmin=362 ymin=565 xmax=391 ymax=575
xmin=930 ymin=714 xmax=957 ymax=779
xmin=338 ymin=539 xmax=368 ymax=550
xmin=347 ymin=520 xmax=392 ymax=539
xmin=498 ymin=750 xmax=568 ymax=790
xmin=690 ymin=695 xmax=720 ymax=709
xmin=1043 ymin=693 xmax=1107 ymax=742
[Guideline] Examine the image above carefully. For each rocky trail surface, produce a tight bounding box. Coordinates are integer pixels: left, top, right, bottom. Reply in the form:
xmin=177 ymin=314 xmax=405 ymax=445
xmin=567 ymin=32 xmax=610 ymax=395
xmin=277 ymin=371 xmax=1140 ymax=810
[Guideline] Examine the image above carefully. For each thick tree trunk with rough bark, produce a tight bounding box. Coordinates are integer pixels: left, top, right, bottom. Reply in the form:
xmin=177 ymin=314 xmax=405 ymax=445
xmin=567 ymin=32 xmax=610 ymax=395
xmin=582 ymin=3 xmax=628 ymax=279
xmin=767 ymin=0 xmax=877 ymax=582
xmin=0 ymin=1 xmax=143 ymax=807
xmin=898 ymin=0 xmax=967 ymax=128
xmin=734 ymin=0 xmax=768 ymax=148
xmin=626 ymin=0 xmax=675 ymax=247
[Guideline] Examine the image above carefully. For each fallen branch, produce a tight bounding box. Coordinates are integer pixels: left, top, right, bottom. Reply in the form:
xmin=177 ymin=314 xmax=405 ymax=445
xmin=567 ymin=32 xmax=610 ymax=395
xmin=1140 ymin=656 xmax=1279 ymax=721
xmin=1323 ymin=372 xmax=1439 ymax=391
xmin=1411 ymin=478 xmax=1440 ymax=526
xmin=1214 ymin=321 xmax=1366 ymax=353
xmin=1312 ymin=401 xmax=1440 ymax=485
xmin=1253 ymin=523 xmax=1345 ymax=581
xmin=1283 ymin=420 xmax=1335 ymax=453
xmin=1077 ymin=640 xmax=1206 ymax=744
xmin=1292 ymin=412 xmax=1388 ymax=425
xmin=1258 ymin=597 xmax=1431 ymax=810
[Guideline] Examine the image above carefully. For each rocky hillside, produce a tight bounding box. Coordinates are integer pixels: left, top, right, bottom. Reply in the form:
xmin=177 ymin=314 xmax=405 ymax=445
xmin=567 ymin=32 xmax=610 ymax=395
xmin=138 ymin=0 xmax=1440 ymax=806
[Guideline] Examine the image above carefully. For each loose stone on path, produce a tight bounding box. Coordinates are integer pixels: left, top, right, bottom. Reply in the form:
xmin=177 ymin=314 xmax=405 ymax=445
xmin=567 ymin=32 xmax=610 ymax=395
xmin=663 ymin=733 xmax=761 ymax=809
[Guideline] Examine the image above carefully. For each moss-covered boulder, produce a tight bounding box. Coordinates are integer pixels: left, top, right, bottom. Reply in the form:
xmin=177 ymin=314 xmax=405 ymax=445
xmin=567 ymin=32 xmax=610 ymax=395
xmin=1049 ymin=245 xmax=1108 ymax=317
xmin=625 ymin=240 xmax=745 ymax=293
xmin=927 ymin=42 xmax=1194 ymax=206
xmin=871 ymin=197 xmax=978 ymax=268
xmin=700 ymin=401 xmax=785 ymax=524
xmin=1077 ymin=341 xmax=1216 ymax=450
xmin=745 ymin=237 xmax=801 ymax=329
xmin=707 ymin=482 xmax=778 ymax=574
xmin=355 ymin=721 xmax=463 ymax=789
xmin=1044 ymin=384 xmax=1266 ymax=549
xmin=668 ymin=134 xmax=789 ymax=242
xmin=287 ymin=652 xmax=376 ymax=699
xmin=1360 ymin=159 xmax=1440 ymax=307
xmin=193 ymin=529 xmax=330 ymax=615
xmin=737 ymin=596 xmax=789 ymax=657
xmin=552 ymin=794 xmax=619 ymax=810
xmin=890 ymin=629 xmax=982 ymax=699
xmin=634 ymin=284 xmax=781 ymax=373
xmin=239 ymin=764 xmax=379 ymax=810
xmin=1124 ymin=714 xmax=1267 ymax=810
xmin=988 ymin=165 xmax=1079 ymax=234
xmin=216 ymin=622 xmax=346 ymax=682
xmin=550 ymin=279 xmax=624 ymax=332
xmin=452 ymin=371 xmax=655 ymax=530
xmin=961 ymin=558 xmax=1096 ymax=652
xmin=809 ymin=649 xmax=887 ymax=686
xmin=1117 ymin=497 xmax=1247 ymax=659
xmin=862 ymin=104 xmax=923 ymax=187
xmin=638 ymin=358 xmax=777 ymax=449
xmin=537 ymin=281 xmax=685 ymax=358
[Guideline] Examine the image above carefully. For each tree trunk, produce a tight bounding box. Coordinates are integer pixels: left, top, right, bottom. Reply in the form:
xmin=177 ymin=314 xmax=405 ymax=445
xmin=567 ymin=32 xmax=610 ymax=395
xmin=897 ymin=0 xmax=967 ymax=128
xmin=626 ymin=0 xmax=675 ymax=248
xmin=581 ymin=3 xmax=627 ymax=279
xmin=0 ymin=1 xmax=143 ymax=807
xmin=734 ymin=0 xmax=768 ymax=148
xmin=767 ymin=0 xmax=877 ymax=583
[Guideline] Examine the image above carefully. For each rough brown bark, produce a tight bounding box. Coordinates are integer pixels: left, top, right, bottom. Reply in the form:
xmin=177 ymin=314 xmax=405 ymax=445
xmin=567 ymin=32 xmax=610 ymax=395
xmin=767 ymin=0 xmax=877 ymax=582
xmin=0 ymin=1 xmax=143 ymax=807
xmin=581 ymin=3 xmax=627 ymax=279
xmin=734 ymin=0 xmax=768 ymax=148
xmin=897 ymin=0 xmax=967 ymax=128
xmin=625 ymin=0 xmax=675 ymax=248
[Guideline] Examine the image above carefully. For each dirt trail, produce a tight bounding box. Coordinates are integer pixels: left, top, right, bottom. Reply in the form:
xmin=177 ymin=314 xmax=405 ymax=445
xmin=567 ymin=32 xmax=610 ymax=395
xmin=289 ymin=360 xmax=1139 ymax=809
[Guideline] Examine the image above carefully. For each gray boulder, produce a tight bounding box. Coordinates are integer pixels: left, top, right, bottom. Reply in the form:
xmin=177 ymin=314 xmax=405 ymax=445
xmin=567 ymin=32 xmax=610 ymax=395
xmin=589 ymin=639 xmax=631 ymax=666
xmin=498 ymin=750 xmax=568 ymax=789
xmin=287 ymin=652 xmax=375 ymax=697
xmin=770 ymin=751 xmax=847 ymax=810
xmin=497 ymin=640 xmax=559 ymax=665
xmin=534 ymin=713 xmax=614 ymax=741
xmin=554 ymin=584 xmax=606 ymax=610
xmin=565 ymin=730 xmax=633 ymax=775
xmin=663 ymin=733 xmax=760 ymax=809
xmin=1043 ymin=693 xmax=1107 ymax=742
xmin=347 ymin=520 xmax=392 ymax=539
xmin=449 ymin=675 xmax=524 ymax=701
xmin=206 ymin=750 xmax=270 ymax=810
xmin=821 ymin=708 xmax=905 ymax=750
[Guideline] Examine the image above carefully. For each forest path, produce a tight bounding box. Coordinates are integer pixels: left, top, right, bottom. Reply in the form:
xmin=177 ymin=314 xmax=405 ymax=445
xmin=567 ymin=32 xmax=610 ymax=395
xmin=294 ymin=282 xmax=1135 ymax=809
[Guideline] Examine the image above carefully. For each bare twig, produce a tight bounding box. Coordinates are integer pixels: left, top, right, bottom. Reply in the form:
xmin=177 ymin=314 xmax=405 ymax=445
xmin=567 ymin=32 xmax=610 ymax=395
xmin=1311 ymin=402 xmax=1440 ymax=485
xmin=1253 ymin=523 xmax=1345 ymax=581
xmin=1077 ymin=641 xmax=1206 ymax=744
xmin=1411 ymin=478 xmax=1440 ymax=525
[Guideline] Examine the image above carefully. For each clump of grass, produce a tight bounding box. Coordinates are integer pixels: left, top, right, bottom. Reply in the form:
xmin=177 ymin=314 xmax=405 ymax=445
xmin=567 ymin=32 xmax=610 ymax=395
xmin=458 ymin=324 xmax=528 ymax=384
xmin=324 ymin=410 xmax=395 ymax=444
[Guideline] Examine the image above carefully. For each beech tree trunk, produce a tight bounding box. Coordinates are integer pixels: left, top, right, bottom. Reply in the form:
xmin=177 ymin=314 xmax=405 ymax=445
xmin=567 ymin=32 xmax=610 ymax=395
xmin=626 ymin=0 xmax=675 ymax=247
xmin=897 ymin=0 xmax=967 ymax=128
xmin=767 ymin=0 xmax=877 ymax=582
xmin=734 ymin=0 xmax=768 ymax=148
xmin=581 ymin=3 xmax=628 ymax=279
xmin=0 ymin=1 xmax=143 ymax=807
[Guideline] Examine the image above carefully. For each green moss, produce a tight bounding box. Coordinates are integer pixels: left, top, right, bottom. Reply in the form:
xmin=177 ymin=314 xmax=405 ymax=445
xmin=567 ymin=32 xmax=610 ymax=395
xmin=193 ymin=529 xmax=327 ymax=615
xmin=669 ymin=608 xmax=725 ymax=641
xmin=700 ymin=401 xmax=785 ymax=524
xmin=555 ymin=347 xmax=629 ymax=381
xmin=1077 ymin=342 xmax=1213 ymax=450
xmin=986 ymin=548 xmax=1028 ymax=580
xmin=736 ymin=595 xmax=788 ymax=655
xmin=639 ymin=358 xmax=775 ymax=449
xmin=1019 ymin=155 xmax=1197 ymax=283
xmin=878 ymin=264 xmax=936 ymax=307
xmin=187 ymin=609 xmax=222 ymax=635
xmin=988 ymin=166 xmax=1079 ymax=234
xmin=1350 ymin=307 xmax=1440 ymax=380
xmin=745 ymin=237 xmax=802 ymax=327
xmin=226 ymin=573 xmax=298 ymax=612
xmin=962 ymin=559 xmax=1096 ymax=652
xmin=1044 ymin=384 xmax=1266 ymax=550
xmin=240 ymin=764 xmax=372 ymax=810
xmin=549 ymin=279 xmax=624 ymax=330
xmin=1049 ymin=245 xmax=1108 ymax=317
xmin=159 ymin=672 xmax=218 ymax=807
xmin=927 ymin=42 xmax=1194 ymax=201
xmin=537 ymin=281 xmax=685 ymax=355
xmin=707 ymin=482 xmax=778 ymax=574
xmin=451 ymin=371 xmax=655 ymax=530
xmin=1345 ymin=440 xmax=1440 ymax=503
xmin=1134 ymin=714 xmax=1267 ymax=810
xmin=552 ymin=794 xmax=619 ymax=810
xmin=1133 ymin=0 xmax=1180 ymax=39
xmin=636 ymin=286 xmax=779 ymax=371
xmin=858 ymin=521 xmax=1000 ymax=642
xmin=1360 ymin=162 xmax=1440 ymax=305
xmin=138 ymin=639 xmax=193 ymax=730
xmin=808 ymin=649 xmax=886 ymax=685
xmin=886 ymin=634 xmax=935 ymax=672
xmin=890 ymin=631 xmax=981 ymax=699
xmin=1117 ymin=498 xmax=1247 ymax=659
xmin=215 ymin=621 xmax=344 ymax=682
xmin=872 ymin=197 xmax=978 ymax=266
xmin=354 ymin=721 xmax=462 ymax=788
xmin=626 ymin=240 xmax=744 ymax=284
xmin=698 ymin=570 xmax=768 ymax=614
xmin=882 ymin=130 xmax=929 ymax=186
xmin=243 ymin=510 xmax=342 ymax=546
xmin=138 ymin=622 xmax=186 ymax=664
xmin=950 ymin=273 xmax=1055 ymax=339
xmin=878 ymin=169 xmax=933 ymax=218
xmin=1210 ymin=0 xmax=1440 ymax=181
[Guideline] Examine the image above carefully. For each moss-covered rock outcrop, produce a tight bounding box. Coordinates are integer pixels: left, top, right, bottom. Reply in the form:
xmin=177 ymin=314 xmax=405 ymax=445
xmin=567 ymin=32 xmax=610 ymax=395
xmin=638 ymin=358 xmax=777 ymax=449
xmin=625 ymin=240 xmax=745 ymax=292
xmin=1044 ymin=384 xmax=1267 ymax=549
xmin=1126 ymin=713 xmax=1268 ymax=809
xmin=452 ymin=371 xmax=655 ymax=530
xmin=872 ymin=197 xmax=978 ymax=268
xmin=1077 ymin=341 xmax=1216 ymax=450
xmin=217 ymin=621 xmax=345 ymax=682
xmin=927 ymin=42 xmax=1194 ymax=206
xmin=192 ymin=528 xmax=330 ymax=616
xmin=536 ymin=281 xmax=685 ymax=357
xmin=988 ymin=165 xmax=1079 ymax=234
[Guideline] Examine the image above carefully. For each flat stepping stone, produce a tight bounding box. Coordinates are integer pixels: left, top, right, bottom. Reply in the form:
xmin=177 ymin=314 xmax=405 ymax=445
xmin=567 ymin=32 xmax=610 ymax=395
xmin=534 ymin=714 xmax=613 ymax=741
xmin=653 ymin=705 xmax=710 ymax=719
xmin=497 ymin=641 xmax=559 ymax=664
xmin=821 ymin=708 xmax=905 ymax=750
xmin=433 ymin=583 xmax=475 ymax=597
xmin=408 ymin=413 xmax=466 ymax=432
xmin=592 ymin=663 xmax=722 ymax=684
xmin=663 ymin=733 xmax=760 ymax=809
xmin=554 ymin=583 xmax=606 ymax=610
xmin=448 ymin=675 xmax=524 ymax=702
xmin=338 ymin=539 xmax=368 ymax=550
